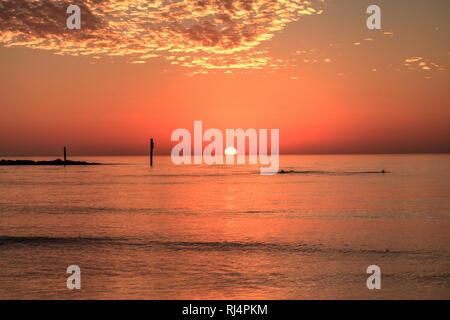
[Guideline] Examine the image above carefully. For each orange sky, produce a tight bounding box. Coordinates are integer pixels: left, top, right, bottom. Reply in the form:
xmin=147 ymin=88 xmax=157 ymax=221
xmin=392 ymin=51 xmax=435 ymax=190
xmin=0 ymin=0 xmax=449 ymax=155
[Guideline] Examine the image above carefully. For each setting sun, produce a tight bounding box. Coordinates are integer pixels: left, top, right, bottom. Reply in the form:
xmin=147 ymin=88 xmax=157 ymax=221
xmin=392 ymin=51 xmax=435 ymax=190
xmin=224 ymin=147 xmax=237 ymax=156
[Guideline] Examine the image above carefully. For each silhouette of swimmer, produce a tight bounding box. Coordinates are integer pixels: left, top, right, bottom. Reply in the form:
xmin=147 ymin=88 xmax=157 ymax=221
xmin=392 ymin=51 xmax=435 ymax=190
xmin=279 ymin=169 xmax=294 ymax=174
xmin=278 ymin=169 xmax=387 ymax=174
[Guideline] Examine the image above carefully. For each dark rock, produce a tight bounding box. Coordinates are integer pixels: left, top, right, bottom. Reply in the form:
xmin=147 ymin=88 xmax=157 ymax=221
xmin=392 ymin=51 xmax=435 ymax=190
xmin=0 ymin=159 xmax=101 ymax=166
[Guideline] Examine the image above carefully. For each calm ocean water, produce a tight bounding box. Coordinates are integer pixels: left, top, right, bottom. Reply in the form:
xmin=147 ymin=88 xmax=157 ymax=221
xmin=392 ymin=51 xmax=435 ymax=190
xmin=0 ymin=154 xmax=449 ymax=299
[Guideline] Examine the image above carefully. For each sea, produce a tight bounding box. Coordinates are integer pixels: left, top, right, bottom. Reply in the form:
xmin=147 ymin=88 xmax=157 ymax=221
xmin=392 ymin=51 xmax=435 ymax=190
xmin=0 ymin=154 xmax=448 ymax=299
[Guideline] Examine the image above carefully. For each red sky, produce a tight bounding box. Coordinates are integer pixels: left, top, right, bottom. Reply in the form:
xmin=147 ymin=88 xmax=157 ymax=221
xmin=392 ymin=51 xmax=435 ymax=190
xmin=0 ymin=0 xmax=449 ymax=155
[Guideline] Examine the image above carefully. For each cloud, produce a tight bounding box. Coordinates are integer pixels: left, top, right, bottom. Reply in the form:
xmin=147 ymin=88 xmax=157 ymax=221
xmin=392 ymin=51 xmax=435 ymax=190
xmin=0 ymin=0 xmax=325 ymax=70
xmin=404 ymin=56 xmax=445 ymax=71
xmin=405 ymin=56 xmax=423 ymax=63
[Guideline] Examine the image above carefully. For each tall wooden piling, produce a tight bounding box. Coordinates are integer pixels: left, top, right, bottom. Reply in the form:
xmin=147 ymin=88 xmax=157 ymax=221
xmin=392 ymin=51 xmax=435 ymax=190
xmin=150 ymin=138 xmax=154 ymax=167
xmin=64 ymin=146 xmax=67 ymax=165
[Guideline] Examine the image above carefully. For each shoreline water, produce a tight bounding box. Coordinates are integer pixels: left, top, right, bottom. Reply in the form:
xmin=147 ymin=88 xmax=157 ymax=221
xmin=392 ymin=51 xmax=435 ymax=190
xmin=0 ymin=154 xmax=448 ymax=299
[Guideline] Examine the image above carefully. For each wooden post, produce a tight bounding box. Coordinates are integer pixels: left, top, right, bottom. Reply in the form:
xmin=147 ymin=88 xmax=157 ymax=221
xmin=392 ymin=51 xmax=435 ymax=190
xmin=150 ymin=138 xmax=154 ymax=167
xmin=64 ymin=146 xmax=67 ymax=164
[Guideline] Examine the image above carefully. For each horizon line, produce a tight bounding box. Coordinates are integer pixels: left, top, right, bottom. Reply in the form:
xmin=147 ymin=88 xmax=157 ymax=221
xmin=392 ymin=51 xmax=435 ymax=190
xmin=1 ymin=152 xmax=449 ymax=158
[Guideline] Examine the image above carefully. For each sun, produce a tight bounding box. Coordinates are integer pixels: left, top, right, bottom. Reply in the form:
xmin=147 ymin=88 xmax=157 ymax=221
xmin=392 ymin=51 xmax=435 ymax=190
xmin=224 ymin=147 xmax=237 ymax=155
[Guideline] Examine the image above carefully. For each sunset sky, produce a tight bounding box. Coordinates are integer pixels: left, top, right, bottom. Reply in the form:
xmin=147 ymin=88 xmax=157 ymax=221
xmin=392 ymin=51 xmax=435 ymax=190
xmin=0 ymin=0 xmax=449 ymax=156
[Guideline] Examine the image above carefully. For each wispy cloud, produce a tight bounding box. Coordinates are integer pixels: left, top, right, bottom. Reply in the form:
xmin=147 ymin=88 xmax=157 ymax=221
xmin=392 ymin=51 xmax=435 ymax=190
xmin=0 ymin=0 xmax=325 ymax=70
xmin=404 ymin=56 xmax=446 ymax=71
